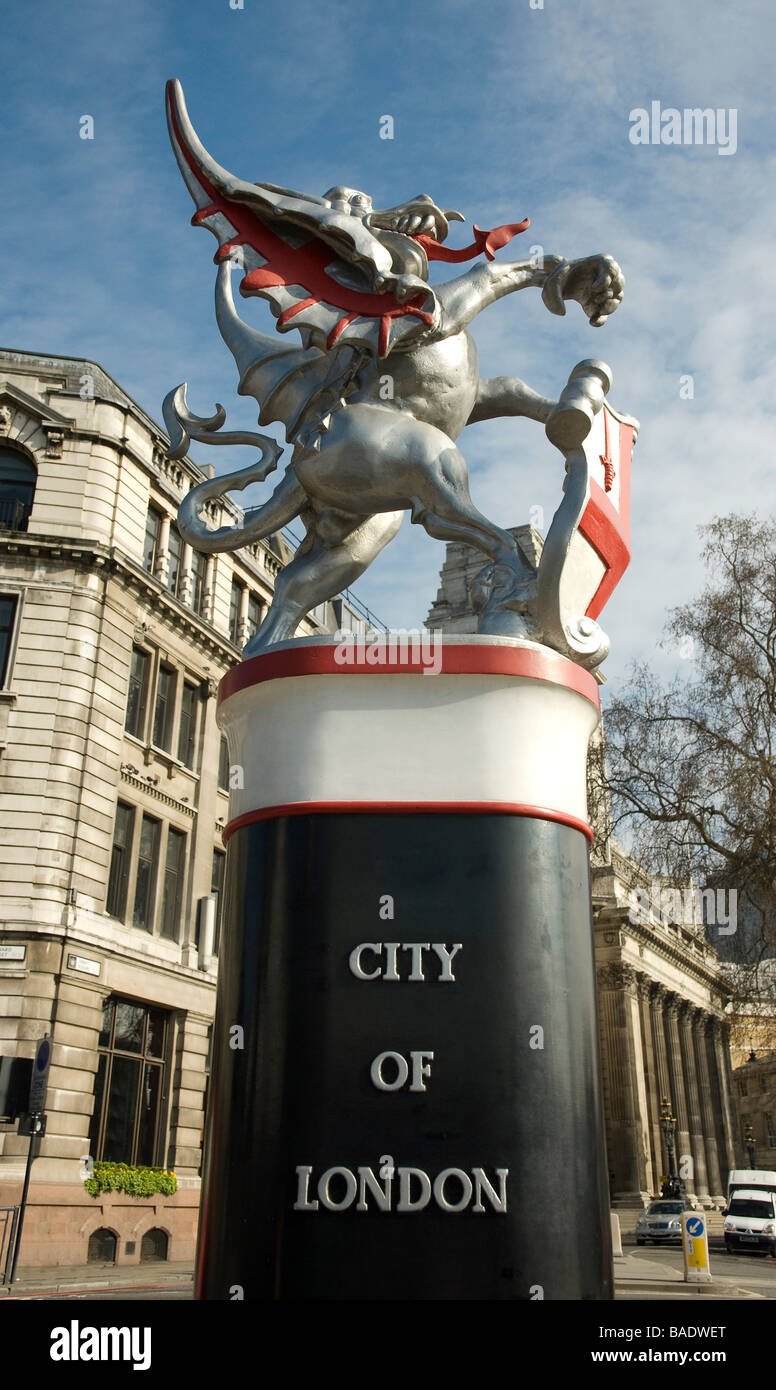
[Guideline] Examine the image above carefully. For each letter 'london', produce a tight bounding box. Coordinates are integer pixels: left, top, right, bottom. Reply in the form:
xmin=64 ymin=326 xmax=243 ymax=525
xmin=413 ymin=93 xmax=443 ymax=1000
xmin=293 ymin=1165 xmax=508 ymax=1214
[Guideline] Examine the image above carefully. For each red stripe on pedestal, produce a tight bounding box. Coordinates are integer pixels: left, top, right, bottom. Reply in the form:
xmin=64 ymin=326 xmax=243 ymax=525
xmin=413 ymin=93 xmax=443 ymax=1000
xmin=223 ymin=801 xmax=594 ymax=844
xmin=219 ymin=643 xmax=600 ymax=709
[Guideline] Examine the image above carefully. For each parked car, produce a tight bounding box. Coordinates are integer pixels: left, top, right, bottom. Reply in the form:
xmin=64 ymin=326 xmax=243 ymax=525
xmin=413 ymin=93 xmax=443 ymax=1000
xmin=636 ymin=1199 xmax=694 ymax=1244
xmin=723 ymin=1189 xmax=776 ymax=1256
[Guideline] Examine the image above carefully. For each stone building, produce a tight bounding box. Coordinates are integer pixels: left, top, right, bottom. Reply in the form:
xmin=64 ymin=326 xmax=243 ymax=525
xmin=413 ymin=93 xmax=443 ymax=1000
xmin=0 ymin=347 xmax=372 ymax=1270
xmin=725 ymin=960 xmax=776 ymax=1070
xmin=591 ymin=847 xmax=738 ymax=1209
xmin=428 ymin=535 xmax=740 ymax=1212
xmin=731 ymin=1049 xmax=776 ymax=1171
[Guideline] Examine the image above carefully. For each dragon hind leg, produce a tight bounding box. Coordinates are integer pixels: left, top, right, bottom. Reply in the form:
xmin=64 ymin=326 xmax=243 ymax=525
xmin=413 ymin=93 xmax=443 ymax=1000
xmin=410 ymin=444 xmax=521 ymax=567
xmin=243 ymin=510 xmax=403 ymax=653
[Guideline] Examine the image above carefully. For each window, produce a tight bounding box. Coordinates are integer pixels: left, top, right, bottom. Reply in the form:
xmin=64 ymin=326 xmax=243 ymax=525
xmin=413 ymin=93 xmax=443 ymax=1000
xmin=125 ymin=647 xmax=150 ymax=739
xmin=761 ymin=1077 xmax=768 ymax=1093
xmin=766 ymin=1113 xmax=776 ymax=1147
xmin=229 ymin=579 xmax=243 ymax=644
xmin=739 ymin=1078 xmax=748 ymax=1097
xmin=152 ymin=665 xmax=175 ymax=750
xmin=160 ymin=827 xmax=186 ymax=941
xmin=143 ymin=505 xmax=163 ymax=573
xmin=177 ymin=682 xmax=198 ymax=768
xmin=218 ymin=735 xmax=230 ymax=792
xmin=0 ymin=594 xmax=18 ymax=688
xmin=211 ymin=849 xmax=226 ymax=956
xmin=167 ymin=525 xmax=183 ymax=599
xmin=189 ymin=548 xmax=206 ymax=615
xmin=89 ymin=997 xmax=168 ymax=1166
xmin=247 ymin=592 xmax=262 ymax=639
xmin=133 ymin=814 xmax=160 ymax=931
xmin=0 ymin=449 xmax=36 ymax=532
xmin=106 ymin=802 xmax=134 ymax=918
xmin=109 ymin=809 xmax=189 ymax=940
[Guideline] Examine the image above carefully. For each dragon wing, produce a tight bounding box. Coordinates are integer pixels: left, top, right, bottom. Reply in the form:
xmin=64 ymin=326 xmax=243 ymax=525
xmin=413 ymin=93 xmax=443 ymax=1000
xmin=166 ymin=79 xmax=437 ymax=359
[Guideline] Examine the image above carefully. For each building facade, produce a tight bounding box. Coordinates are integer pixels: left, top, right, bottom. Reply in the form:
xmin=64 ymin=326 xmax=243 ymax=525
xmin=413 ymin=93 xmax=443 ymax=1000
xmin=428 ymin=533 xmax=740 ymax=1212
xmin=0 ymin=348 xmax=371 ymax=1269
xmin=591 ymin=847 xmax=738 ymax=1207
xmin=731 ymin=1049 xmax=776 ymax=1172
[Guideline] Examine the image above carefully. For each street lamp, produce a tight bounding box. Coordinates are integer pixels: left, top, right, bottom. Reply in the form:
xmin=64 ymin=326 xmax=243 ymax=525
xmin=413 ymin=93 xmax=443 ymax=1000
xmin=659 ymin=1095 xmax=681 ymax=1198
xmin=744 ymin=1121 xmax=757 ymax=1169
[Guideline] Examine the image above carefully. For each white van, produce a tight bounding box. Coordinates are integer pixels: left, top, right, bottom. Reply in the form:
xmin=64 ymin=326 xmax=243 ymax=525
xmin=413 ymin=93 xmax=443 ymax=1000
xmin=724 ymin=1171 xmax=776 ymax=1256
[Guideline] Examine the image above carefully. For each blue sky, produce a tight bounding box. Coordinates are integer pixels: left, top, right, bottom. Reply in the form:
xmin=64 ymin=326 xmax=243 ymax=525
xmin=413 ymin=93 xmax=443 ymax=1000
xmin=2 ymin=0 xmax=774 ymax=694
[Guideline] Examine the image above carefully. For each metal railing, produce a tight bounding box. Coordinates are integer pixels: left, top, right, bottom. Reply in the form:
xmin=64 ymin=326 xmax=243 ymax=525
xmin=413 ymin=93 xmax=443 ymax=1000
xmin=0 ymin=497 xmax=30 ymax=532
xmin=0 ymin=1206 xmax=19 ymax=1284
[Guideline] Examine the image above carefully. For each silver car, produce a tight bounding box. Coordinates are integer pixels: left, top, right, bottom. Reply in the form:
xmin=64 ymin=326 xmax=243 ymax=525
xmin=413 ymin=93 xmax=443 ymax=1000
xmin=636 ymin=1199 xmax=694 ymax=1244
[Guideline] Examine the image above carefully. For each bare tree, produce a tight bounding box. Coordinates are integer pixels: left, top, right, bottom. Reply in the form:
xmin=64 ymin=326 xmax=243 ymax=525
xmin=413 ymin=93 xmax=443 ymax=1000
xmin=599 ymin=513 xmax=776 ymax=975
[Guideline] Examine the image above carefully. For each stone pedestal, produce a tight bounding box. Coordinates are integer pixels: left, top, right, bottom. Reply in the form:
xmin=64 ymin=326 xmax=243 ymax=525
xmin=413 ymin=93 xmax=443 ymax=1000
xmin=196 ymin=636 xmax=612 ymax=1301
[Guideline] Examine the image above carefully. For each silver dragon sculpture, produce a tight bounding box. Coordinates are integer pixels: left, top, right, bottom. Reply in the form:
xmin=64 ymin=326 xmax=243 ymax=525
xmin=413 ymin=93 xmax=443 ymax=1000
xmin=163 ymin=79 xmax=638 ymax=668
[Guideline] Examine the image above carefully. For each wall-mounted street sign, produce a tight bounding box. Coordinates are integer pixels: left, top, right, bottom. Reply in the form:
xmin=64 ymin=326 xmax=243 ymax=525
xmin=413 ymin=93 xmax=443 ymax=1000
xmin=0 ymin=944 xmax=26 ymax=961
xmin=682 ymin=1211 xmax=712 ymax=1283
xmin=66 ymin=953 xmax=100 ymax=977
xmin=28 ymin=1035 xmax=51 ymax=1114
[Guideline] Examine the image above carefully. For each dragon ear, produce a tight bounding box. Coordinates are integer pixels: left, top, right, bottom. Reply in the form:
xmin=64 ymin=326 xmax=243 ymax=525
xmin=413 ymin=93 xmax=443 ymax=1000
xmin=166 ymin=79 xmax=247 ymax=214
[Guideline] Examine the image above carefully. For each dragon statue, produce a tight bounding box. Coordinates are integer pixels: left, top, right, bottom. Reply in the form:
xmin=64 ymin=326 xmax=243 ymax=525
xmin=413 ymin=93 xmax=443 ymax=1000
xmin=163 ymin=79 xmax=638 ymax=669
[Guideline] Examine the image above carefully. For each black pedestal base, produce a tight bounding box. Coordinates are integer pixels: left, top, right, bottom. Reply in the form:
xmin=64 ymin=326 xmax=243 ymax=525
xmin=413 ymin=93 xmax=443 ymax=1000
xmin=196 ymin=813 xmax=612 ymax=1300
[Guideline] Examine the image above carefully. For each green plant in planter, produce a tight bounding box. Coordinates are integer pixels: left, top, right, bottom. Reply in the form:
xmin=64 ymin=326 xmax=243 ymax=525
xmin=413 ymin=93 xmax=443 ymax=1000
xmin=84 ymin=1162 xmax=178 ymax=1198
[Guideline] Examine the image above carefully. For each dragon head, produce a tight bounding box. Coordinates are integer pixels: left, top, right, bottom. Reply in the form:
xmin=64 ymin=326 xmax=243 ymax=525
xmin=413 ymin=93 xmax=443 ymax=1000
xmin=321 ymin=186 xmax=464 ymax=283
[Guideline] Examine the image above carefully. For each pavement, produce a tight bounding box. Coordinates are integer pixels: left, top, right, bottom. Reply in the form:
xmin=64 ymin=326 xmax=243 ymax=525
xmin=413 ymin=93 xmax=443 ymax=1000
xmin=0 ymin=1260 xmax=194 ymax=1298
xmin=0 ymin=1246 xmax=772 ymax=1301
xmin=614 ymin=1248 xmax=768 ymax=1300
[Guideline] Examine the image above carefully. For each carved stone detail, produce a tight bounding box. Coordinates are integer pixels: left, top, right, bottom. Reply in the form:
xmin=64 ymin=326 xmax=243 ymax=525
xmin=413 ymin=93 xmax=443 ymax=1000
xmin=45 ymin=427 xmax=64 ymax=459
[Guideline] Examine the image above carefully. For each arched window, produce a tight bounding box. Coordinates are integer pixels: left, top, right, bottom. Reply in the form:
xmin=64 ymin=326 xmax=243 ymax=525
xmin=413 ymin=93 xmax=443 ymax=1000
xmin=0 ymin=449 xmax=36 ymax=532
xmin=87 ymin=1228 xmax=117 ymax=1264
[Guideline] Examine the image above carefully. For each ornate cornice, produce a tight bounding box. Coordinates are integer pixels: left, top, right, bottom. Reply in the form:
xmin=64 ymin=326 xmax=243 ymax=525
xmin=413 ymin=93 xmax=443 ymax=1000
xmin=0 ymin=532 xmax=242 ymax=665
xmin=119 ymin=766 xmax=196 ymax=815
xmin=593 ymin=901 xmax=731 ymax=1000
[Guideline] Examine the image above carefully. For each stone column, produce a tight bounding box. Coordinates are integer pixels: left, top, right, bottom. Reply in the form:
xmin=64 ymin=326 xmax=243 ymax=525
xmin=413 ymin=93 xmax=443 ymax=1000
xmin=237 ymin=585 xmax=251 ymax=648
xmin=709 ymin=1017 xmax=738 ymax=1176
xmin=695 ymin=1012 xmax=723 ymax=1198
xmin=678 ymin=1002 xmax=709 ymax=1198
xmin=179 ymin=542 xmax=193 ymax=606
xmin=597 ymin=962 xmax=648 ymax=1198
xmin=169 ymin=1010 xmax=212 ymax=1176
xmin=636 ymin=975 xmax=662 ymax=1194
xmin=154 ymin=513 xmax=171 ymax=587
xmin=664 ymin=993 xmax=693 ymax=1191
xmin=202 ymin=556 xmax=216 ymax=625
xmin=648 ymin=985 xmax=672 ymax=1187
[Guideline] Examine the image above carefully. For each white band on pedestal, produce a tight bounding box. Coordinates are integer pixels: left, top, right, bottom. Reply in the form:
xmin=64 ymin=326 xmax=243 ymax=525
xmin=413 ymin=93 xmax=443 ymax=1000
xmin=218 ymin=638 xmax=600 ymax=841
